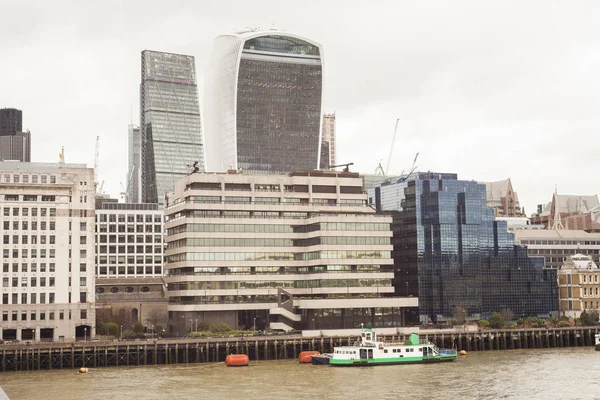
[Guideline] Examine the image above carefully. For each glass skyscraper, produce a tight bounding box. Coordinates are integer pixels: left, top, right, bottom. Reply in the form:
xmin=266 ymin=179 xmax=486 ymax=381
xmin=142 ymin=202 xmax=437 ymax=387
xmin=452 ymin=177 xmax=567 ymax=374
xmin=204 ymin=30 xmax=323 ymax=174
xmin=127 ymin=125 xmax=141 ymax=203
xmin=371 ymin=172 xmax=558 ymax=322
xmin=140 ymin=50 xmax=205 ymax=205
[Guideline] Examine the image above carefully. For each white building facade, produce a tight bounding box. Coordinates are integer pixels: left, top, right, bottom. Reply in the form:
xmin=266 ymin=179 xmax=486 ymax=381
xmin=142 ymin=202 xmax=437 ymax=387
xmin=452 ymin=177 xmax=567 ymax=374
xmin=0 ymin=162 xmax=96 ymax=342
xmin=95 ymin=203 xmax=164 ymax=278
xmin=164 ymin=170 xmax=417 ymax=334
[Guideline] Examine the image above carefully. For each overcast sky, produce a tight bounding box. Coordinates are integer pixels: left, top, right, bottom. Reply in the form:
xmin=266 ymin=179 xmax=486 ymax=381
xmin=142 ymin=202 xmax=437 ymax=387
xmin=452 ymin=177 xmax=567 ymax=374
xmin=1 ymin=0 xmax=599 ymax=214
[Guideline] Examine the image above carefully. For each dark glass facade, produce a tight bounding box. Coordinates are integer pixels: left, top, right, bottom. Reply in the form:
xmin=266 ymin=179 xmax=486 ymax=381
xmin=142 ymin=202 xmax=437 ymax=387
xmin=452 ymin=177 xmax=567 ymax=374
xmin=235 ymin=35 xmax=322 ymax=174
xmin=140 ymin=50 xmax=205 ymax=205
xmin=380 ymin=172 xmax=558 ymax=322
xmin=0 ymin=108 xmax=22 ymax=136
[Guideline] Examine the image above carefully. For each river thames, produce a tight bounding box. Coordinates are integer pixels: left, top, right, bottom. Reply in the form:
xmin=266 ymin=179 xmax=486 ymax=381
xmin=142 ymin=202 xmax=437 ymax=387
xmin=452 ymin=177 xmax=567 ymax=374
xmin=0 ymin=347 xmax=598 ymax=399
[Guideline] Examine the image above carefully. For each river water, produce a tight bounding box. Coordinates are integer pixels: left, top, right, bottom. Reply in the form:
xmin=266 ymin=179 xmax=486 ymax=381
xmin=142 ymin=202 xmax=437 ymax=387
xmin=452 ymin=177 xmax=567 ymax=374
xmin=0 ymin=347 xmax=598 ymax=400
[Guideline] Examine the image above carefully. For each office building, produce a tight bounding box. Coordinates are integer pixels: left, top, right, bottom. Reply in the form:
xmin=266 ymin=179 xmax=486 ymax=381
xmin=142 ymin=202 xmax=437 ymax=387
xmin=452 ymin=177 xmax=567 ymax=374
xmin=140 ymin=50 xmax=205 ymax=206
xmin=95 ymin=202 xmax=164 ymax=278
xmin=204 ymin=30 xmax=324 ymax=174
xmin=127 ymin=125 xmax=141 ymax=203
xmin=0 ymin=108 xmax=31 ymax=162
xmin=557 ymin=254 xmax=600 ymax=318
xmin=371 ymin=172 xmax=558 ymax=322
xmin=321 ymin=113 xmax=336 ymax=167
xmin=164 ymin=170 xmax=416 ymax=334
xmin=513 ymin=229 xmax=600 ymax=269
xmin=0 ymin=162 xmax=96 ymax=342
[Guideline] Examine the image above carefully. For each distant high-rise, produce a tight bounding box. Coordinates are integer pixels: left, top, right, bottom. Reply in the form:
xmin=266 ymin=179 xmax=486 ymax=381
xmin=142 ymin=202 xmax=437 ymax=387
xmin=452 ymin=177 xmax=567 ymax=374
xmin=0 ymin=108 xmax=22 ymax=135
xmin=0 ymin=108 xmax=30 ymax=162
xmin=321 ymin=113 xmax=336 ymax=167
xmin=127 ymin=125 xmax=141 ymax=203
xmin=204 ymin=31 xmax=323 ymax=174
xmin=140 ymin=50 xmax=205 ymax=205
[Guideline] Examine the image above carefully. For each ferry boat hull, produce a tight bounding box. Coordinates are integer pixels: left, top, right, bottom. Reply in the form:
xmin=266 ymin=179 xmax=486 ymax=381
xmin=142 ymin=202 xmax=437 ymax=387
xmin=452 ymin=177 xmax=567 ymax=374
xmin=311 ymin=354 xmax=332 ymax=365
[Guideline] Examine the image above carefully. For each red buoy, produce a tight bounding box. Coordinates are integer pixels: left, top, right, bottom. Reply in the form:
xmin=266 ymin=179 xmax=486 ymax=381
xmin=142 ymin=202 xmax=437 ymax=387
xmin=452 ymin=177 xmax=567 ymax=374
xmin=299 ymin=351 xmax=320 ymax=363
xmin=225 ymin=354 xmax=250 ymax=367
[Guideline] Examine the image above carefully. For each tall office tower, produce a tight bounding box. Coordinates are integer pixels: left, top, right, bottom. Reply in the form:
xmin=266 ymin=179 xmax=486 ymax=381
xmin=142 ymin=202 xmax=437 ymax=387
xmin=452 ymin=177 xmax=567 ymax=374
xmin=164 ymin=170 xmax=417 ymax=334
xmin=321 ymin=113 xmax=336 ymax=167
xmin=127 ymin=125 xmax=141 ymax=203
xmin=0 ymin=108 xmax=31 ymax=162
xmin=0 ymin=162 xmax=96 ymax=342
xmin=370 ymin=172 xmax=558 ymax=323
xmin=140 ymin=50 xmax=205 ymax=206
xmin=0 ymin=108 xmax=22 ymax=135
xmin=204 ymin=31 xmax=324 ymax=174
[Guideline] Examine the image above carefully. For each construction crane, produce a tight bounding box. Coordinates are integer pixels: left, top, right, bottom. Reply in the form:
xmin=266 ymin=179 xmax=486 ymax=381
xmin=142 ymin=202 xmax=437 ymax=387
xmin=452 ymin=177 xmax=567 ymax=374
xmin=120 ymin=165 xmax=135 ymax=202
xmin=399 ymin=152 xmax=419 ymax=179
xmin=330 ymin=162 xmax=354 ymax=172
xmin=385 ymin=119 xmax=400 ymax=175
xmin=94 ymin=136 xmax=100 ymax=193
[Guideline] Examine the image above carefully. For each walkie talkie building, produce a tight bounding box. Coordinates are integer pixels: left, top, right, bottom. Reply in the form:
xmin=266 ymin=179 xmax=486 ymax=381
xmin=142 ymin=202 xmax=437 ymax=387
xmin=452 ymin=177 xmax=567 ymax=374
xmin=140 ymin=50 xmax=205 ymax=205
xmin=204 ymin=31 xmax=324 ymax=174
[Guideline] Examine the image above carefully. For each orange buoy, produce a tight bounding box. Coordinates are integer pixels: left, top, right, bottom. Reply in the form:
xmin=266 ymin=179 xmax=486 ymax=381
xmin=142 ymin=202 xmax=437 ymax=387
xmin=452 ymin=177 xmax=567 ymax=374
xmin=225 ymin=354 xmax=250 ymax=367
xmin=299 ymin=351 xmax=320 ymax=363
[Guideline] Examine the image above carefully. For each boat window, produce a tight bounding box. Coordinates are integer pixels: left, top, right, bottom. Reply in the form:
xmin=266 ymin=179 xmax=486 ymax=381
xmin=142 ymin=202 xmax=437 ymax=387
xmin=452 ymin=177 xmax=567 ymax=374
xmin=384 ymin=350 xmax=388 ymax=353
xmin=419 ymin=348 xmax=422 ymax=352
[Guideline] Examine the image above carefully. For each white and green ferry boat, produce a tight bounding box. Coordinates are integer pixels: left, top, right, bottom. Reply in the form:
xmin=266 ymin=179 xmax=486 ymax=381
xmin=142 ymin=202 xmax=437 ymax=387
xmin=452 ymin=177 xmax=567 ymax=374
xmin=329 ymin=327 xmax=458 ymax=367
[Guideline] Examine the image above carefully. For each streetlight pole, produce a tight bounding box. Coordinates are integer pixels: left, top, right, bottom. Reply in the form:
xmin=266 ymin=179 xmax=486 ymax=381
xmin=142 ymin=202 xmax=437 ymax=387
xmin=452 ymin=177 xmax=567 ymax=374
xmin=189 ymin=319 xmax=192 ymax=333
xmin=151 ymin=324 xmax=154 ymax=340
xmin=195 ymin=319 xmax=198 ymax=332
xmin=84 ymin=328 xmax=87 ymax=342
xmin=120 ymin=325 xmax=123 ymax=340
xmin=253 ymin=317 xmax=256 ymax=332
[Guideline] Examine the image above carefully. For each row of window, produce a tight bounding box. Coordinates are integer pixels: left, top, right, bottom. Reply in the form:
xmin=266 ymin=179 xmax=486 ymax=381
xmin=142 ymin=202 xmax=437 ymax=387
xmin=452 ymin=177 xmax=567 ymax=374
xmin=2 ymin=207 xmax=57 ymax=217
xmin=582 ymin=287 xmax=600 ymax=297
xmin=167 ymin=236 xmax=390 ymax=249
xmin=522 ymin=240 xmax=600 ymax=246
xmin=167 ymin=278 xmax=391 ymax=291
xmin=97 ymin=214 xmax=162 ymax=223
xmin=1 ymin=309 xmax=87 ymax=322
xmin=3 ymin=174 xmax=56 ymax=184
xmin=2 ymin=262 xmax=64 ymax=273
xmin=2 ymin=249 xmax=87 ymax=259
xmin=3 ymin=234 xmax=57 ymax=244
xmin=1 ymin=276 xmax=58 ymax=288
xmin=97 ymin=245 xmax=162 ymax=254
xmin=167 ymin=265 xmax=382 ymax=276
xmin=2 ymin=292 xmax=55 ymax=305
xmin=98 ymin=224 xmax=161 ymax=233
xmin=97 ymin=266 xmax=162 ymax=275
xmin=96 ymin=286 xmax=151 ymax=293
xmin=167 ymin=222 xmax=390 ymax=235
xmin=97 ymin=234 xmax=162 ymax=244
xmin=187 ymin=195 xmax=365 ymax=206
xmin=2 ymin=221 xmax=56 ymax=233
xmin=168 ymin=250 xmax=391 ymax=263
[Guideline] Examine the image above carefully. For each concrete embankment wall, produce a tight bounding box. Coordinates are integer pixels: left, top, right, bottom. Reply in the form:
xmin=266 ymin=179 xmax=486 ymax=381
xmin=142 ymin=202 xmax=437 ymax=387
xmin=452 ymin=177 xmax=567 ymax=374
xmin=1 ymin=327 xmax=598 ymax=372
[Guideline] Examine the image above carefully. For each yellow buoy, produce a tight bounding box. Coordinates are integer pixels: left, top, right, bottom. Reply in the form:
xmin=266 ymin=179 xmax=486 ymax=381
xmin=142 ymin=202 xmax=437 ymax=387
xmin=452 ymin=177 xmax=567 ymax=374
xmin=459 ymin=350 xmax=467 ymax=356
xmin=79 ymin=367 xmax=89 ymax=373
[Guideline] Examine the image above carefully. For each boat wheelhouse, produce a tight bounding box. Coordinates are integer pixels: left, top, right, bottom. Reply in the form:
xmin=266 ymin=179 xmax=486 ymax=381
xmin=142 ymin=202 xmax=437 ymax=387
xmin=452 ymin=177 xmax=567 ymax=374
xmin=329 ymin=327 xmax=457 ymax=367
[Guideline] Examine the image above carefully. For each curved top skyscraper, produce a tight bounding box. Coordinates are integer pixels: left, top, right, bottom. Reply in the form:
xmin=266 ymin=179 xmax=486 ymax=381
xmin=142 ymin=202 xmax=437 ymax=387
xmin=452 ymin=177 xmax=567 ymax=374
xmin=204 ymin=30 xmax=324 ymax=174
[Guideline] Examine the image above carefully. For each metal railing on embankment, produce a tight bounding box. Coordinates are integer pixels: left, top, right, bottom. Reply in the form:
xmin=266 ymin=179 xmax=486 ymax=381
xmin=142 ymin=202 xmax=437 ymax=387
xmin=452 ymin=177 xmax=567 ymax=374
xmin=1 ymin=326 xmax=599 ymax=372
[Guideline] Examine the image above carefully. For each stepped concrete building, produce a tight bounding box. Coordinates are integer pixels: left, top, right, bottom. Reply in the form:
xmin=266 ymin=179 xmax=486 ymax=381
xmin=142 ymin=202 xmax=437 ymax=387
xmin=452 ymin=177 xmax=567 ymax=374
xmin=164 ymin=170 xmax=416 ymax=334
xmin=140 ymin=50 xmax=205 ymax=206
xmin=204 ymin=31 xmax=323 ymax=174
xmin=0 ymin=162 xmax=96 ymax=342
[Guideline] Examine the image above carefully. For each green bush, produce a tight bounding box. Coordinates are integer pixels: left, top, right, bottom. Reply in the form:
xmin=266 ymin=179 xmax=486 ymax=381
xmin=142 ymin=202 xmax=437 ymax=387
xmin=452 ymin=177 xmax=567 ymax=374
xmin=489 ymin=313 xmax=505 ymax=329
xmin=133 ymin=322 xmax=145 ymax=334
xmin=209 ymin=322 xmax=232 ymax=333
xmin=477 ymin=320 xmax=489 ymax=329
xmin=105 ymin=322 xmax=119 ymax=337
